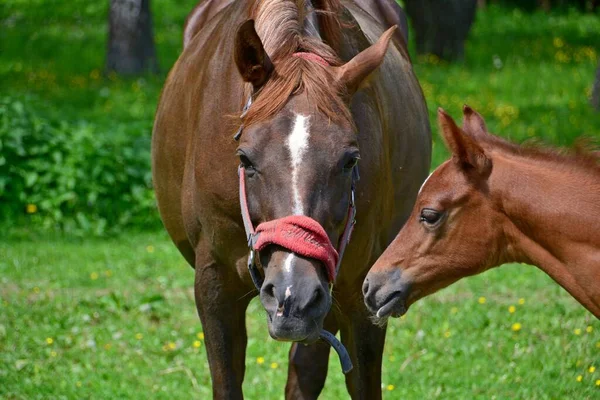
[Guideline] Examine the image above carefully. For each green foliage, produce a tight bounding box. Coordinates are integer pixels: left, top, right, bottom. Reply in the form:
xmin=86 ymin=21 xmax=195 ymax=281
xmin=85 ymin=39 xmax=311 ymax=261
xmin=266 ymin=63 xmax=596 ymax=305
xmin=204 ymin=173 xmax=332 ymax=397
xmin=0 ymin=96 xmax=157 ymax=234
xmin=1 ymin=0 xmax=599 ymax=235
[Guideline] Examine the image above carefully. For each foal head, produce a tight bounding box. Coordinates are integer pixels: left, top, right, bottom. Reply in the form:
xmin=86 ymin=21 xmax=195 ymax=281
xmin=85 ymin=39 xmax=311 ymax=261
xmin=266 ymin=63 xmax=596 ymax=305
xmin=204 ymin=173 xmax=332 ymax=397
xmin=234 ymin=15 xmax=395 ymax=342
xmin=364 ymin=106 xmax=506 ymax=319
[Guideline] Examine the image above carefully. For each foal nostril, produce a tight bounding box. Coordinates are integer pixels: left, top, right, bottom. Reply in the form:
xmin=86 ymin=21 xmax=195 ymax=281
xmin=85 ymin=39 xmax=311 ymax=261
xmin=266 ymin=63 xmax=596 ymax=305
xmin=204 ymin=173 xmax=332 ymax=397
xmin=362 ymin=277 xmax=370 ymax=297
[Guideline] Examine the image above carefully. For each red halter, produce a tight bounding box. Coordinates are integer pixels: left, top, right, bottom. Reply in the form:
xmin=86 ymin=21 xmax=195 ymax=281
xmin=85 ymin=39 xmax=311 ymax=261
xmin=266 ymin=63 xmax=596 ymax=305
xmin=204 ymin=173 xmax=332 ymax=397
xmin=239 ymin=166 xmax=357 ymax=284
xmin=237 ymin=51 xmax=357 ymax=285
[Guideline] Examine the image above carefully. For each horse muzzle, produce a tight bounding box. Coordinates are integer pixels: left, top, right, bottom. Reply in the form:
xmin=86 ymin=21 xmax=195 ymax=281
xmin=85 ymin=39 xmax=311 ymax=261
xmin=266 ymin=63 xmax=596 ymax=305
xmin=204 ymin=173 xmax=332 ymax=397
xmin=259 ymin=250 xmax=331 ymax=342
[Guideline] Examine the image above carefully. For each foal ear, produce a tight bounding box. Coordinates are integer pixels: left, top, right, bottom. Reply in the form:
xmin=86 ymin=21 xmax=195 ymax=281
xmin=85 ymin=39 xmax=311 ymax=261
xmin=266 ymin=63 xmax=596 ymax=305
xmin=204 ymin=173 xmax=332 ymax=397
xmin=234 ymin=20 xmax=273 ymax=90
xmin=438 ymin=108 xmax=491 ymax=177
xmin=462 ymin=105 xmax=489 ymax=140
xmin=334 ymin=25 xmax=397 ymax=96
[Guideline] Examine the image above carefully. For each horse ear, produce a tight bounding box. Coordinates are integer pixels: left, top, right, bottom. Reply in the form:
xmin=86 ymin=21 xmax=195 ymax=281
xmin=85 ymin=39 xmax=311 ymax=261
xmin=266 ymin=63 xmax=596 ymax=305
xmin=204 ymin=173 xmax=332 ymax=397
xmin=462 ymin=105 xmax=489 ymax=140
xmin=334 ymin=25 xmax=397 ymax=96
xmin=234 ymin=20 xmax=273 ymax=90
xmin=438 ymin=108 xmax=491 ymax=177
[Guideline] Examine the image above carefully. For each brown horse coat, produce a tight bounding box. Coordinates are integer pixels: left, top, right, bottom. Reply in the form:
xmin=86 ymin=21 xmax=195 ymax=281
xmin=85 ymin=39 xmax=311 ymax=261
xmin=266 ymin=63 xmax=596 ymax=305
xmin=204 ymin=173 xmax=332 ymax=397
xmin=153 ymin=1 xmax=431 ymax=398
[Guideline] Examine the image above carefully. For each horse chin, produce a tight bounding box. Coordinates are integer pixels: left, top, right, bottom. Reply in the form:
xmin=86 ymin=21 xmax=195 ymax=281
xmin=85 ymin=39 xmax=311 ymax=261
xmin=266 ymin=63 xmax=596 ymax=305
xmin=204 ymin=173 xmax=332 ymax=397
xmin=266 ymin=314 xmax=323 ymax=343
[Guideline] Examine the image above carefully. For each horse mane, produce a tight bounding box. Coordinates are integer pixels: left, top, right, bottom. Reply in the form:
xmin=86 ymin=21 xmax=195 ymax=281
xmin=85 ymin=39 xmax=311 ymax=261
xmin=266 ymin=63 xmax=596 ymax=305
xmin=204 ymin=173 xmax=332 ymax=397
xmin=481 ymin=132 xmax=600 ymax=175
xmin=242 ymin=0 xmax=353 ymax=128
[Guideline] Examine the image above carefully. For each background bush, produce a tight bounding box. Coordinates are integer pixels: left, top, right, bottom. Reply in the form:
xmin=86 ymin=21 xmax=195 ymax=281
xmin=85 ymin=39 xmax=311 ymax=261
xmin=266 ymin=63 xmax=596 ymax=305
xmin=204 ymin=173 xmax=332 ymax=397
xmin=0 ymin=95 xmax=157 ymax=234
xmin=1 ymin=0 xmax=598 ymax=236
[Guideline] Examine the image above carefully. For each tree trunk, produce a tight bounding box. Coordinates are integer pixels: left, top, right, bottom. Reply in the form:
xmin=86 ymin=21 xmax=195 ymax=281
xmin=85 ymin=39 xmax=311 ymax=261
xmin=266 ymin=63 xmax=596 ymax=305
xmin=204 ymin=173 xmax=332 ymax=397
xmin=404 ymin=0 xmax=477 ymax=61
xmin=106 ymin=0 xmax=158 ymax=75
xmin=592 ymin=62 xmax=600 ymax=111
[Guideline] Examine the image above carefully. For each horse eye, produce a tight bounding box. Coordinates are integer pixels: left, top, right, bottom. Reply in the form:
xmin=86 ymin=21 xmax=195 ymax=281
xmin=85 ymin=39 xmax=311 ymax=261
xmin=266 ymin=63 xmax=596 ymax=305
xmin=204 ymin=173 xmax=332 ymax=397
xmin=420 ymin=208 xmax=442 ymax=226
xmin=343 ymin=156 xmax=359 ymax=171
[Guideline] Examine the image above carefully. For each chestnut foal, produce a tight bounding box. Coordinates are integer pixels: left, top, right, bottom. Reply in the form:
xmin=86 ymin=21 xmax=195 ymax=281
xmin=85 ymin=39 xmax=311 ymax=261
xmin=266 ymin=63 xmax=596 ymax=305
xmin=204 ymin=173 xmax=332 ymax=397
xmin=364 ymin=106 xmax=600 ymax=319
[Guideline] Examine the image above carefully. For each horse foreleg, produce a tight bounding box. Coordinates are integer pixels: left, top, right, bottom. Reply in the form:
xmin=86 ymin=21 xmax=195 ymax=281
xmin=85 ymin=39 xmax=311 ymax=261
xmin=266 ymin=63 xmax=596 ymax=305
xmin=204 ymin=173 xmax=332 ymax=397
xmin=284 ymin=312 xmax=339 ymax=399
xmin=340 ymin=304 xmax=387 ymax=400
xmin=194 ymin=256 xmax=251 ymax=400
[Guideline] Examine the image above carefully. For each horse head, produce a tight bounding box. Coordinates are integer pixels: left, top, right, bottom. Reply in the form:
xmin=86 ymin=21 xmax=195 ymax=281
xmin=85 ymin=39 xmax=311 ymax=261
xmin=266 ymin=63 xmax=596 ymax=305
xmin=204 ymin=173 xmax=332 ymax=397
xmin=234 ymin=19 xmax=396 ymax=342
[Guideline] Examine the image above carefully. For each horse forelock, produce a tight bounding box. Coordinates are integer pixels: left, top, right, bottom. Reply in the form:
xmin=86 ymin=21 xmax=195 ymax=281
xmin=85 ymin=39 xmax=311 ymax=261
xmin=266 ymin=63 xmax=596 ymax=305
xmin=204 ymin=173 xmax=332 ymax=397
xmin=243 ymin=0 xmax=353 ymax=128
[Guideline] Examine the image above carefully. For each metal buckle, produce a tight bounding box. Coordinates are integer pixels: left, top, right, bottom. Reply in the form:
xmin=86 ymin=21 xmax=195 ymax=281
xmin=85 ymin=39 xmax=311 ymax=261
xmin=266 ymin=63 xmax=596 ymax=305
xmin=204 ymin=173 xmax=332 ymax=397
xmin=247 ymin=249 xmax=264 ymax=290
xmin=233 ymin=96 xmax=253 ymax=141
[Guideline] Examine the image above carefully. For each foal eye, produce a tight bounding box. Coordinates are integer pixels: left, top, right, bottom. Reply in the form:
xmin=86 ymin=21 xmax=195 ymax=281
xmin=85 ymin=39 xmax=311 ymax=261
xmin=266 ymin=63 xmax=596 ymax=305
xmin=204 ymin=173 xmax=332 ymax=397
xmin=343 ymin=156 xmax=360 ymax=172
xmin=420 ymin=208 xmax=443 ymax=226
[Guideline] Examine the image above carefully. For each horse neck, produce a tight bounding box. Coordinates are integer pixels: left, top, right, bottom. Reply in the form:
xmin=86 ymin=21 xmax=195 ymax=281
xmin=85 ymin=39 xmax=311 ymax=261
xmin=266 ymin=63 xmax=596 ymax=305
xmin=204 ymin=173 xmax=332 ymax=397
xmin=491 ymin=150 xmax=600 ymax=317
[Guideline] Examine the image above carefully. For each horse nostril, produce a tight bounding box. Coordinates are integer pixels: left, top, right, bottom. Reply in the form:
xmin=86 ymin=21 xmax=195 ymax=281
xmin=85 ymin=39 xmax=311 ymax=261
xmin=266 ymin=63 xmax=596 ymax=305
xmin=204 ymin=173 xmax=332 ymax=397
xmin=362 ymin=277 xmax=370 ymax=296
xmin=262 ymin=283 xmax=275 ymax=300
xmin=311 ymin=287 xmax=322 ymax=306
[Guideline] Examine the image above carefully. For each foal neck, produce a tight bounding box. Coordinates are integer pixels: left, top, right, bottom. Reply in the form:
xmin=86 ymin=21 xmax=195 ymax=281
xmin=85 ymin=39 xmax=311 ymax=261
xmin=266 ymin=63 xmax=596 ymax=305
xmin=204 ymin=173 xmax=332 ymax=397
xmin=492 ymin=150 xmax=600 ymax=317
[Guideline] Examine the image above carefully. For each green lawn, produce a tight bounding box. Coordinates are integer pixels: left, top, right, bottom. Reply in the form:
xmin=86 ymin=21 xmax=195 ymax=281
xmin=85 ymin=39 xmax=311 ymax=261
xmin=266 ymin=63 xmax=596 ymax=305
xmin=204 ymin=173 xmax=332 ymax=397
xmin=1 ymin=0 xmax=600 ymax=398
xmin=1 ymin=233 xmax=598 ymax=399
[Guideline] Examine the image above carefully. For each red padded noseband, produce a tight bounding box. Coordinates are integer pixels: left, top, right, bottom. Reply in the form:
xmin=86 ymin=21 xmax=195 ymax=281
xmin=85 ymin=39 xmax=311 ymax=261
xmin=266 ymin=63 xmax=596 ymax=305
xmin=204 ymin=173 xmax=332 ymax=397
xmin=254 ymin=215 xmax=338 ymax=282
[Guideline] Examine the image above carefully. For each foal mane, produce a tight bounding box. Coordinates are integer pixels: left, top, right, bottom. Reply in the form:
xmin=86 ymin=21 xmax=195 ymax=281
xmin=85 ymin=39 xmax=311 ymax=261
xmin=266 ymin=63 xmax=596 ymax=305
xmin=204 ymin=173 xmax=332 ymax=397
xmin=243 ymin=0 xmax=353 ymax=127
xmin=482 ymin=133 xmax=600 ymax=175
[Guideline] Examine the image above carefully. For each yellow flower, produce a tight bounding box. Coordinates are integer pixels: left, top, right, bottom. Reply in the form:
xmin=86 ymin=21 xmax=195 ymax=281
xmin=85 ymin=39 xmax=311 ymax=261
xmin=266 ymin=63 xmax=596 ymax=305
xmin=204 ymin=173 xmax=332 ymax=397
xmin=387 ymin=384 xmax=395 ymax=391
xmin=478 ymin=297 xmax=486 ymax=304
xmin=135 ymin=333 xmax=143 ymax=340
xmin=193 ymin=340 xmax=202 ymax=348
xmin=104 ymin=343 xmax=112 ymax=350
xmin=146 ymin=245 xmax=155 ymax=253
xmin=576 ymin=375 xmax=583 ymax=382
xmin=586 ymin=326 xmax=593 ymax=333
xmin=257 ymin=357 xmax=265 ymax=365
xmin=26 ymin=204 xmax=37 ymax=214
xmin=589 ymin=366 xmax=596 ymax=373
xmin=167 ymin=342 xmax=176 ymax=350
xmin=518 ymin=298 xmax=525 ymax=305
xmin=197 ymin=332 xmax=204 ymax=340
xmin=553 ymin=37 xmax=564 ymax=48
xmin=270 ymin=362 xmax=278 ymax=369
xmin=90 ymin=272 xmax=99 ymax=280
xmin=450 ymin=307 xmax=458 ymax=314
xmin=596 ymin=379 xmax=600 ymax=386
xmin=511 ymin=323 xmax=522 ymax=332
xmin=46 ymin=337 xmax=54 ymax=345
xmin=444 ymin=331 xmax=451 ymax=338
xmin=574 ymin=328 xmax=582 ymax=335
xmin=508 ymin=305 xmax=516 ymax=314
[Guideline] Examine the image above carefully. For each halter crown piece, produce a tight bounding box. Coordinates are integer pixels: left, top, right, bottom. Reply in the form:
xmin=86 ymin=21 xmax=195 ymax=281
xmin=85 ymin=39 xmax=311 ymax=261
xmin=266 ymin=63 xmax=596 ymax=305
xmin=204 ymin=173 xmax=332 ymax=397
xmin=236 ymin=52 xmax=355 ymax=374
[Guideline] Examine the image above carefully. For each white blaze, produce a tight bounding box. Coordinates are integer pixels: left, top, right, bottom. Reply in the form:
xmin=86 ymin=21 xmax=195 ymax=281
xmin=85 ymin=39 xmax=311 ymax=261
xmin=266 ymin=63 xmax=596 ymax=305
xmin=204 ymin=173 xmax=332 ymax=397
xmin=284 ymin=253 xmax=295 ymax=273
xmin=286 ymin=114 xmax=311 ymax=215
xmin=419 ymin=172 xmax=434 ymax=194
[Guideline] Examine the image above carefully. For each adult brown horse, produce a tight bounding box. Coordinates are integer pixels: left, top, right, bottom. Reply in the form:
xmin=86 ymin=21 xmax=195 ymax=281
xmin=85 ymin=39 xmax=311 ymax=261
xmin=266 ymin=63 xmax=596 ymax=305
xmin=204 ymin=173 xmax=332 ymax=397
xmin=152 ymin=0 xmax=431 ymax=398
xmin=364 ymin=106 xmax=600 ymax=321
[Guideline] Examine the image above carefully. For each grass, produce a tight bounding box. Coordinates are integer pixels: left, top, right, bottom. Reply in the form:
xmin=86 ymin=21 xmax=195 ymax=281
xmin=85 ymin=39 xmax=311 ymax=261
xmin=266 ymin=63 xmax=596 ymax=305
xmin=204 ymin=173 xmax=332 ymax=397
xmin=1 ymin=233 xmax=598 ymax=399
xmin=1 ymin=0 xmax=600 ymax=398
